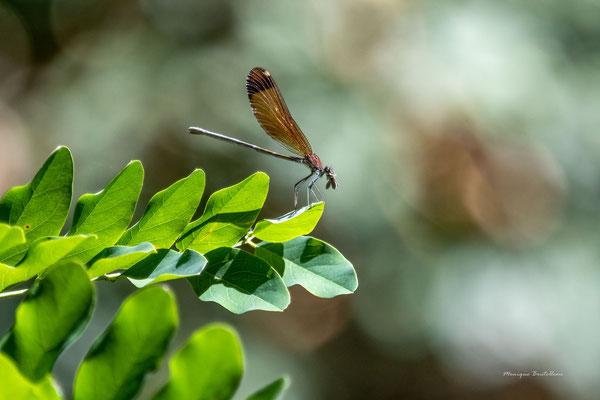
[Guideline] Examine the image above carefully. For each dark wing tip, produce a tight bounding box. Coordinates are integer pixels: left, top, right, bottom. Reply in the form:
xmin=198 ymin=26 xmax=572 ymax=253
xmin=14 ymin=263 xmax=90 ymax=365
xmin=250 ymin=66 xmax=267 ymax=74
xmin=246 ymin=67 xmax=275 ymax=97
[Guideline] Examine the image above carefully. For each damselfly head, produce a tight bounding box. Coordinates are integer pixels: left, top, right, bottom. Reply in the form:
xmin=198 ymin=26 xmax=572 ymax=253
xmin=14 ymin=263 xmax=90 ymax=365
xmin=324 ymin=166 xmax=338 ymax=190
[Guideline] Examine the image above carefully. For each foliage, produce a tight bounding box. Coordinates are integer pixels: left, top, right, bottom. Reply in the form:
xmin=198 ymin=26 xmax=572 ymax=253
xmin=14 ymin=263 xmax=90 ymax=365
xmin=1 ymin=274 xmax=288 ymax=399
xmin=0 ymin=146 xmax=357 ymax=312
xmin=0 ymin=146 xmax=356 ymax=398
xmin=1 ymin=263 xmax=94 ymax=381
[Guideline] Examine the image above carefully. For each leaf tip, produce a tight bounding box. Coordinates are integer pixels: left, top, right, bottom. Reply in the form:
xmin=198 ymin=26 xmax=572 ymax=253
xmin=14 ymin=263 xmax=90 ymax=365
xmin=190 ymin=168 xmax=206 ymax=183
xmin=253 ymin=171 xmax=270 ymax=183
xmin=52 ymin=145 xmax=74 ymax=164
xmin=126 ymin=160 xmax=144 ymax=170
xmin=53 ymin=145 xmax=70 ymax=152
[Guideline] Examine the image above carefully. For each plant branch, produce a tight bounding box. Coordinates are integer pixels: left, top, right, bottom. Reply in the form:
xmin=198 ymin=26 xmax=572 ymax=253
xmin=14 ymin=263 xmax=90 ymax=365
xmin=0 ymin=288 xmax=29 ymax=298
xmin=91 ymin=272 xmax=123 ymax=282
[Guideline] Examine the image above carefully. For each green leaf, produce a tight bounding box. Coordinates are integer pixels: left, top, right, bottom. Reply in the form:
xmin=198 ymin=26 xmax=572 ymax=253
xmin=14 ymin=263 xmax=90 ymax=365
xmin=0 ymin=235 xmax=93 ymax=292
xmin=124 ymin=249 xmax=207 ymax=288
xmin=176 ymin=172 xmax=269 ymax=253
xmin=255 ymin=236 xmax=358 ymax=298
xmin=188 ymin=247 xmax=289 ymax=314
xmin=153 ymin=323 xmax=243 ymax=400
xmin=0 ymin=147 xmax=73 ymax=264
xmin=118 ymin=169 xmax=205 ymax=248
xmin=0 ymin=223 xmax=26 ymax=260
xmin=0 ymin=244 xmax=28 ymax=266
xmin=0 ymin=146 xmax=73 ymax=238
xmin=64 ymin=161 xmax=143 ymax=264
xmin=246 ymin=377 xmax=289 ymax=400
xmin=73 ymin=286 xmax=178 ymax=400
xmin=1 ymin=262 xmax=94 ymax=381
xmin=86 ymin=243 xmax=156 ymax=279
xmin=0 ymin=353 xmax=61 ymax=400
xmin=253 ymin=202 xmax=324 ymax=243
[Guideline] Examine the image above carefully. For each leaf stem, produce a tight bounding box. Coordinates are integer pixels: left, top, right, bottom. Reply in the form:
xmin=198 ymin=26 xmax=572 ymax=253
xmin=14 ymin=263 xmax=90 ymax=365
xmin=91 ymin=272 xmax=123 ymax=282
xmin=0 ymin=288 xmax=29 ymax=298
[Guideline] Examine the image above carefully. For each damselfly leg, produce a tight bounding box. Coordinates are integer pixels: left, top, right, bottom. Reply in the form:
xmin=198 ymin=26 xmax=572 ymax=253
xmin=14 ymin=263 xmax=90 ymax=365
xmin=294 ymin=171 xmax=315 ymax=209
xmin=307 ymin=171 xmax=322 ymax=206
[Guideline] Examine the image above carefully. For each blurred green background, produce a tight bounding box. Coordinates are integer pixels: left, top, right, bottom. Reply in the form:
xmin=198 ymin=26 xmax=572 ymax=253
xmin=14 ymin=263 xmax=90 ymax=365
xmin=1 ymin=0 xmax=599 ymax=398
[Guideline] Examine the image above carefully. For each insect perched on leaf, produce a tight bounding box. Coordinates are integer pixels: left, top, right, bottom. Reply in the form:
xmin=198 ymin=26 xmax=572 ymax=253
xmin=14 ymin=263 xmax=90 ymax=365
xmin=189 ymin=67 xmax=337 ymax=208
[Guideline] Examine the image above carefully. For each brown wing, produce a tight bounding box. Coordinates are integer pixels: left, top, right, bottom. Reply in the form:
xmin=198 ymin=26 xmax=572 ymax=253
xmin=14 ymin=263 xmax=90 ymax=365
xmin=246 ymin=67 xmax=312 ymax=156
